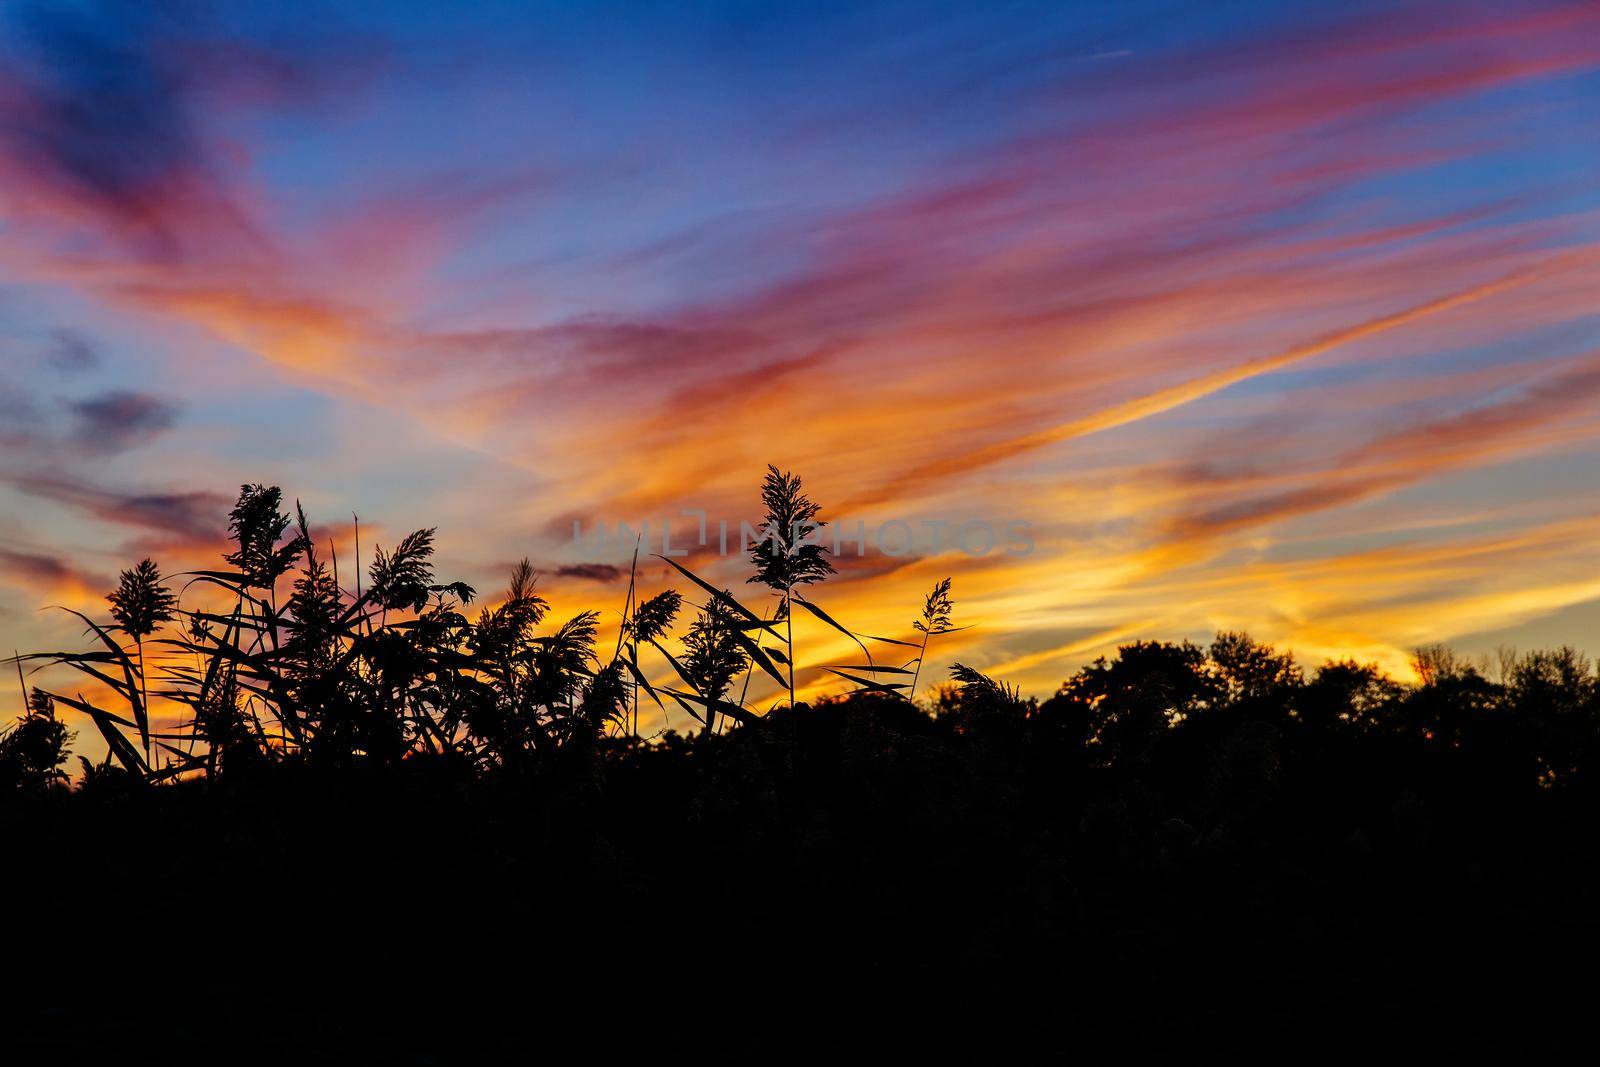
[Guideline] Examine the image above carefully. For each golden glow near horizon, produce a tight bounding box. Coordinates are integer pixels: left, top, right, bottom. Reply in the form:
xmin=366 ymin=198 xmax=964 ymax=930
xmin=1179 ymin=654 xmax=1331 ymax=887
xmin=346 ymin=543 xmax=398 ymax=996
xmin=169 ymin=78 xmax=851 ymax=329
xmin=4 ymin=2 xmax=1600 ymax=752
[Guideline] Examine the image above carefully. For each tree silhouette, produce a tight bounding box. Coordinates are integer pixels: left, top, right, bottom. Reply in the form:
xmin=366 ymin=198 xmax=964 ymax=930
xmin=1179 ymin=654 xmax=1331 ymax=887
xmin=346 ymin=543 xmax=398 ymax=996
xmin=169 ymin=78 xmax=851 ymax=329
xmin=1060 ymin=640 xmax=1219 ymax=765
xmin=1210 ymin=631 xmax=1301 ymax=702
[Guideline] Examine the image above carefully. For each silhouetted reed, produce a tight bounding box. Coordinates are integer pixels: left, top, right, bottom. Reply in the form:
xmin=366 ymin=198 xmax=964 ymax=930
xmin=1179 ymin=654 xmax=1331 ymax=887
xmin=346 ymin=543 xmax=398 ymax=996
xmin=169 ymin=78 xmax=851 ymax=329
xmin=6 ymin=468 xmax=1600 ymax=1049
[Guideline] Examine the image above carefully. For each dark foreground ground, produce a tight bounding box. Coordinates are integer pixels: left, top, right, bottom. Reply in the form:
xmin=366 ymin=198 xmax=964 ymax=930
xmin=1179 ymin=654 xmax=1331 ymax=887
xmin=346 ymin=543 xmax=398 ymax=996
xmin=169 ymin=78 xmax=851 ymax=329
xmin=6 ymin=685 xmax=1600 ymax=1057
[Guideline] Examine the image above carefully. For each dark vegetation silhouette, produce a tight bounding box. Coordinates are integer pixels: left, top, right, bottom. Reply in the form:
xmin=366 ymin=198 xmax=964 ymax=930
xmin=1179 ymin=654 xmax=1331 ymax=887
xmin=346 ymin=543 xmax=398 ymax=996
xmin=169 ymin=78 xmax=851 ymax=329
xmin=4 ymin=467 xmax=1600 ymax=1052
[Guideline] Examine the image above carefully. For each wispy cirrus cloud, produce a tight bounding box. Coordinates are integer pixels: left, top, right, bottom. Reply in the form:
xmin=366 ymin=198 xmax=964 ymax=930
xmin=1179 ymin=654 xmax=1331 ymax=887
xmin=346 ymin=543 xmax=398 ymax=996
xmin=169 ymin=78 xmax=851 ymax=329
xmin=1 ymin=471 xmax=228 ymax=548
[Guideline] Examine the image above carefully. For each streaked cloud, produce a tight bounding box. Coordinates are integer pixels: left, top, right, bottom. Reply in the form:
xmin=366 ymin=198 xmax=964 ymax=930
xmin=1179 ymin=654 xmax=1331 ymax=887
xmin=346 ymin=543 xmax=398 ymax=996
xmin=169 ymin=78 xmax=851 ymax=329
xmin=66 ymin=390 xmax=180 ymax=452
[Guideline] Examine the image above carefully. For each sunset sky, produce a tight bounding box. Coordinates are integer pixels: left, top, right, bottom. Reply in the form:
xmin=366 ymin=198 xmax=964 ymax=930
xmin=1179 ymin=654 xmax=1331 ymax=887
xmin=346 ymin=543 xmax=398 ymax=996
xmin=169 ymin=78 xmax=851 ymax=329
xmin=4 ymin=0 xmax=1600 ymax=747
